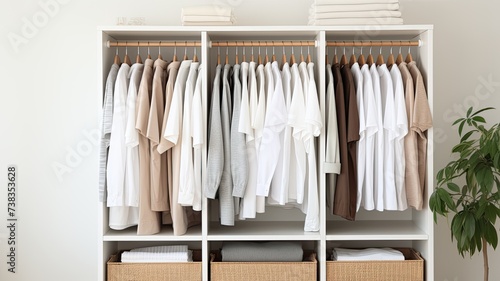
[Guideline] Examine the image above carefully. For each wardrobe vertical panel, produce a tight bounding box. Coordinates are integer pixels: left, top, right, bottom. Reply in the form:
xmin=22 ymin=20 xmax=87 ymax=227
xmin=201 ymin=31 xmax=210 ymax=281
xmin=316 ymin=30 xmax=328 ymax=281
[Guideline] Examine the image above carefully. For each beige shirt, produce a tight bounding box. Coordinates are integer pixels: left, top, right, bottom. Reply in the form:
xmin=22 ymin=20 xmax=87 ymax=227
xmin=135 ymin=58 xmax=161 ymax=235
xmin=148 ymin=59 xmax=169 ymax=212
xmin=406 ymin=61 xmax=432 ymax=210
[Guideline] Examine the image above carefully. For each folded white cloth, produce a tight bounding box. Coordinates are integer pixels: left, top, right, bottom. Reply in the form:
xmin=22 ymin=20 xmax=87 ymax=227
xmin=121 ymin=250 xmax=193 ymax=263
xmin=130 ymin=245 xmax=188 ymax=253
xmin=182 ymin=15 xmax=234 ymax=22
xmin=311 ymin=3 xmax=399 ymax=13
xmin=332 ymin=248 xmax=405 ymax=261
xmin=182 ymin=5 xmax=233 ymax=17
xmin=121 ymin=245 xmax=192 ymax=263
xmin=309 ymin=17 xmax=403 ymax=25
xmin=182 ymin=21 xmax=235 ymax=26
xmin=315 ymin=0 xmax=398 ymax=5
xmin=309 ymin=10 xmax=401 ymax=19
xmin=221 ymin=241 xmax=303 ymax=262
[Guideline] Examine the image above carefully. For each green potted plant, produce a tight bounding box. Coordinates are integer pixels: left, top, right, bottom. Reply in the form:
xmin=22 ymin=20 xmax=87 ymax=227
xmin=430 ymin=107 xmax=500 ymax=281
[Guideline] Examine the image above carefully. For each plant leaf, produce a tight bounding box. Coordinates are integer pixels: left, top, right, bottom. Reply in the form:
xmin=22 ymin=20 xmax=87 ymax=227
xmin=459 ymin=121 xmax=466 ymax=136
xmin=465 ymin=212 xmax=476 ymax=239
xmin=472 ymin=116 xmax=486 ymax=123
xmin=447 ymin=182 xmax=460 ymax=193
xmin=453 ymin=118 xmax=465 ymax=126
xmin=471 ymin=106 xmax=495 ymax=117
xmin=466 ymin=107 xmax=473 ymax=118
xmin=460 ymin=130 xmax=476 ymax=142
xmin=484 ymin=221 xmax=498 ymax=249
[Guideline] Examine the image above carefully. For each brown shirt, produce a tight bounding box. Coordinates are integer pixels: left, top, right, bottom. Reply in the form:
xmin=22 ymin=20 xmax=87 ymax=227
xmin=332 ymin=63 xmax=360 ymax=221
xmin=399 ymin=62 xmax=419 ymax=209
xmin=135 ymin=58 xmax=161 ymax=235
xmin=148 ymin=59 xmax=169 ymax=212
xmin=407 ymin=61 xmax=432 ymax=210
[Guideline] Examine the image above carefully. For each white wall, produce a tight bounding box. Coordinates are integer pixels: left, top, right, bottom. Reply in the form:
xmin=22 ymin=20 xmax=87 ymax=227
xmin=0 ymin=0 xmax=499 ymax=280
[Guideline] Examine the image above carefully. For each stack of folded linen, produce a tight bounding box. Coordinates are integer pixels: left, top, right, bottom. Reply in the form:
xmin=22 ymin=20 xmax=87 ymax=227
xmin=332 ymin=248 xmax=405 ymax=261
xmin=121 ymin=245 xmax=193 ymax=263
xmin=182 ymin=5 xmax=236 ymax=26
xmin=309 ymin=0 xmax=403 ymax=26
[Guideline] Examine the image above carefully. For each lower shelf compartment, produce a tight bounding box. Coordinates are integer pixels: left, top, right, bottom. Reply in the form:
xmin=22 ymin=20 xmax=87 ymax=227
xmin=210 ymin=250 xmax=317 ymax=281
xmin=326 ymin=248 xmax=424 ymax=281
xmin=107 ymin=250 xmax=202 ymax=281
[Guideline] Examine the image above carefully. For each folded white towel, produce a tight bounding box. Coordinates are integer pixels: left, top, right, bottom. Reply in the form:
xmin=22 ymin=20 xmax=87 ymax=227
xmin=182 ymin=5 xmax=233 ymax=17
xmin=311 ymin=3 xmax=399 ymax=13
xmin=182 ymin=15 xmax=234 ymax=22
xmin=130 ymin=245 xmax=189 ymax=253
xmin=332 ymin=248 xmax=405 ymax=261
xmin=315 ymin=0 xmax=398 ymax=5
xmin=182 ymin=21 xmax=235 ymax=26
xmin=309 ymin=17 xmax=404 ymax=25
xmin=309 ymin=10 xmax=401 ymax=19
xmin=121 ymin=250 xmax=193 ymax=263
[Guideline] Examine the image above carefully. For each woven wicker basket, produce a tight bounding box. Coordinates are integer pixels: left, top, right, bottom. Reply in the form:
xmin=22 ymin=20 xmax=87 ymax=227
xmin=210 ymin=250 xmax=317 ymax=281
xmin=326 ymin=248 xmax=424 ymax=281
xmin=107 ymin=250 xmax=202 ymax=281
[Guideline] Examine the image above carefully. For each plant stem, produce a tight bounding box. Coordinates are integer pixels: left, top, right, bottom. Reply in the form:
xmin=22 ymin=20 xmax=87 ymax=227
xmin=483 ymin=237 xmax=489 ymax=281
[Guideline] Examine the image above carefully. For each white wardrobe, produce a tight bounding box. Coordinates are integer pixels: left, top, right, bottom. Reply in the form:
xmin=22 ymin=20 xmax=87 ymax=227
xmin=97 ymin=25 xmax=434 ymax=281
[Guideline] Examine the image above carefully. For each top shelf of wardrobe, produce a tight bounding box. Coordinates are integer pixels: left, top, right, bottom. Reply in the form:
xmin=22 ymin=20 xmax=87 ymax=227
xmin=99 ymin=25 xmax=433 ymax=41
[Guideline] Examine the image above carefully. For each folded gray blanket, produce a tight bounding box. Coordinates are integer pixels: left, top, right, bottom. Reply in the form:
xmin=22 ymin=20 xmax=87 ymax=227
xmin=221 ymin=241 xmax=303 ymax=262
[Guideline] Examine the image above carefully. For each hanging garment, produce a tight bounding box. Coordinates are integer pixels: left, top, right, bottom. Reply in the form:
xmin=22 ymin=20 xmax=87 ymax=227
xmin=231 ymin=63 xmax=249 ymax=198
xmin=135 ymin=58 xmax=161 ymax=235
xmin=296 ymin=61 xmax=311 ymax=204
xmin=191 ymin=64 xmax=204 ymax=212
xmin=325 ymin=64 xmax=341 ymax=210
xmin=407 ymin=61 xmax=433 ymax=210
xmin=124 ymin=63 xmax=144 ymax=209
xmin=289 ymin=63 xmax=307 ymax=204
xmin=357 ymin=64 xmax=378 ymax=211
xmin=99 ymin=63 xmax=119 ymax=202
xmin=333 ymin=64 xmax=359 ymax=221
xmin=107 ymin=63 xmax=140 ymax=230
xmin=399 ymin=61 xmax=418 ymax=209
xmin=350 ymin=63 xmax=368 ymax=211
xmin=178 ymin=61 xmax=200 ymax=207
xmin=303 ymin=61 xmax=322 ymax=231
xmin=390 ymin=65 xmax=409 ymax=210
xmin=269 ymin=62 xmax=292 ymax=205
xmin=256 ymin=62 xmax=286 ymax=198
xmin=148 ymin=59 xmax=169 ymax=212
xmin=239 ymin=61 xmax=259 ymax=219
xmin=205 ymin=65 xmax=223 ymax=199
xmin=370 ymin=63 xmax=385 ymax=211
xmin=253 ymin=64 xmax=267 ymax=213
xmin=219 ymin=63 xmax=234 ymax=225
xmin=158 ymin=60 xmax=181 ymax=224
xmin=377 ymin=64 xmax=398 ymax=210
xmin=164 ymin=59 xmax=195 ymax=235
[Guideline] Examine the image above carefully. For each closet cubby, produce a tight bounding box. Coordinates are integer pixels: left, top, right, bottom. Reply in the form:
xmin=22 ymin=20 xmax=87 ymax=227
xmin=98 ymin=25 xmax=433 ymax=281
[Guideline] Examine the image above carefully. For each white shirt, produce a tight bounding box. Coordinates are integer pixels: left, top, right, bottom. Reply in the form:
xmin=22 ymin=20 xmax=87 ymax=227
xmin=358 ymin=64 xmax=378 ymax=211
xmin=370 ymin=64 xmax=385 ymax=211
xmin=253 ymin=64 xmax=267 ymax=213
xmin=191 ymin=64 xmax=204 ymax=212
xmin=239 ymin=61 xmax=259 ymax=219
xmin=269 ymin=62 xmax=292 ymax=205
xmin=325 ymin=64 xmax=341 ymax=210
xmin=107 ymin=63 xmax=130 ymax=207
xmin=178 ymin=62 xmax=199 ymax=207
xmin=378 ymin=64 xmax=398 ymax=210
xmin=288 ymin=63 xmax=307 ymax=204
xmin=124 ymin=63 xmax=144 ymax=208
xmin=390 ymin=65 xmax=409 ymax=210
xmin=303 ymin=62 xmax=322 ymax=232
xmin=107 ymin=63 xmax=139 ymax=230
xmin=256 ymin=62 xmax=287 ymax=197
xmin=350 ymin=63 xmax=368 ymax=211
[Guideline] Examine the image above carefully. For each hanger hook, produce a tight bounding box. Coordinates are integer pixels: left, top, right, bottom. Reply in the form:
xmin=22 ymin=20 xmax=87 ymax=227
xmin=408 ymin=46 xmax=411 ymax=54
xmin=273 ymin=45 xmax=275 ymax=56
xmin=307 ymin=45 xmax=310 ymax=55
xmin=174 ymin=41 xmax=177 ymax=56
xmin=218 ymin=46 xmax=220 ymax=56
xmin=291 ymin=45 xmax=294 ymax=55
xmin=125 ymin=41 xmax=128 ymax=55
xmin=194 ymin=45 xmax=197 ymax=56
xmin=369 ymin=46 xmax=372 ymax=54
xmin=137 ymin=42 xmax=140 ymax=54
xmin=390 ymin=46 xmax=393 ymax=54
xmin=147 ymin=42 xmax=150 ymax=56
xmin=184 ymin=41 xmax=187 ymax=56
xmin=300 ymin=45 xmax=303 ymax=55
xmin=158 ymin=41 xmax=161 ymax=55
xmin=379 ymin=46 xmax=382 ymax=55
xmin=334 ymin=47 xmax=337 ymax=55
xmin=235 ymin=44 xmax=238 ymax=55
xmin=352 ymin=46 xmax=354 ymax=55
xmin=243 ymin=46 xmax=245 ymax=56
xmin=360 ymin=46 xmax=363 ymax=55
xmin=116 ymin=46 xmax=119 ymax=56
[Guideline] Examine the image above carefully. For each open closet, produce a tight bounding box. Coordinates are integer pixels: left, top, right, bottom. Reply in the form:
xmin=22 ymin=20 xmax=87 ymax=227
xmin=97 ymin=25 xmax=434 ymax=281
